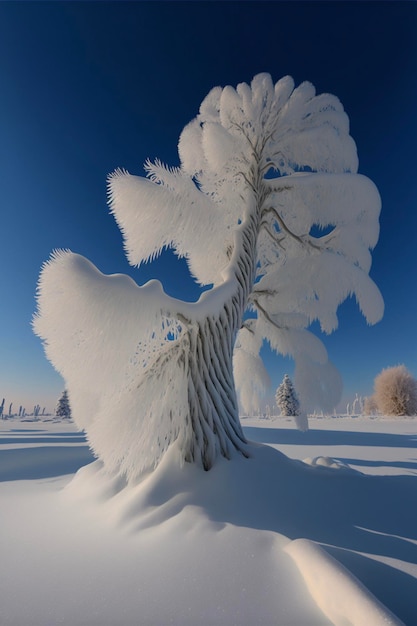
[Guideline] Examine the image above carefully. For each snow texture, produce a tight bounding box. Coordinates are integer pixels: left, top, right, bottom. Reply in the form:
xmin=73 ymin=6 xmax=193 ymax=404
xmin=1 ymin=415 xmax=414 ymax=625
xmin=34 ymin=251 xmax=191 ymax=479
xmin=285 ymin=538 xmax=402 ymax=626
xmin=34 ymin=73 xmax=383 ymax=478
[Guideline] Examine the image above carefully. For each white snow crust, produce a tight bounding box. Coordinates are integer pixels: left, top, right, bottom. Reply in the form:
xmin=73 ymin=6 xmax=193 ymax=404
xmin=286 ymin=538 xmax=401 ymax=626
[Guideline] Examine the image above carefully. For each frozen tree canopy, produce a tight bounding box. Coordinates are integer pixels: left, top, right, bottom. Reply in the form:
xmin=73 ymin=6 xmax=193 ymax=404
xmin=34 ymin=73 xmax=383 ymax=480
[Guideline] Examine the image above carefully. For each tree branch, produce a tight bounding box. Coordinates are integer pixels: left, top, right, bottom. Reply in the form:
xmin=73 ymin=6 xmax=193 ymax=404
xmin=250 ymin=295 xmax=286 ymax=332
xmin=251 ymin=288 xmax=278 ymax=298
xmin=262 ymin=206 xmax=321 ymax=251
xmin=240 ymin=319 xmax=257 ymax=335
xmin=236 ymin=171 xmax=256 ymax=193
xmin=260 ymin=220 xmax=286 ymax=249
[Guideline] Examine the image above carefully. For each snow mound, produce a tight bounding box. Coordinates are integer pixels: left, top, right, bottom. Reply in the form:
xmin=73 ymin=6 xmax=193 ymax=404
xmin=64 ymin=441 xmax=400 ymax=626
xmin=286 ymin=538 xmax=403 ymax=626
xmin=303 ymin=455 xmax=362 ymax=473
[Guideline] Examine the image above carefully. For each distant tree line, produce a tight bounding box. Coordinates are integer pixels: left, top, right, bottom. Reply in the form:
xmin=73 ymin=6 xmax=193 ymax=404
xmin=0 ymin=390 xmax=72 ymax=420
xmin=245 ymin=365 xmax=417 ymax=420
xmin=0 ymin=398 xmax=49 ymax=419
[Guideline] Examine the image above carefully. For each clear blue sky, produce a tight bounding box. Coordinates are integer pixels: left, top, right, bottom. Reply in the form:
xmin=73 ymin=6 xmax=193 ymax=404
xmin=0 ymin=1 xmax=416 ymax=413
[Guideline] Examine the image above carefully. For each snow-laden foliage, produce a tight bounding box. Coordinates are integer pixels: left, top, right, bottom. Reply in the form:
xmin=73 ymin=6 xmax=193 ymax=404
xmin=34 ymin=251 xmax=192 ymax=478
xmin=34 ymin=73 xmax=383 ymax=480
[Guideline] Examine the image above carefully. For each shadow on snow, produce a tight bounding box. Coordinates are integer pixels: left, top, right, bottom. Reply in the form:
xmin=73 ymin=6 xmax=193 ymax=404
xmin=243 ymin=425 xmax=417 ymax=448
xmin=2 ymin=424 xmax=417 ymax=622
xmin=0 ymin=445 xmax=95 ymax=481
xmin=112 ymin=441 xmax=417 ymax=624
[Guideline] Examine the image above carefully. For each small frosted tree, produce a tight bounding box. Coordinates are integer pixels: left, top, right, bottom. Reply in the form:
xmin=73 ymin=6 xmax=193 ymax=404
xmin=373 ymin=365 xmax=417 ymax=416
xmin=363 ymin=395 xmax=378 ymax=416
xmin=276 ymin=375 xmax=300 ymax=417
xmin=56 ymin=390 xmax=72 ymax=419
xmin=275 ymin=374 xmax=307 ymax=431
xmin=34 ymin=73 xmax=383 ymax=481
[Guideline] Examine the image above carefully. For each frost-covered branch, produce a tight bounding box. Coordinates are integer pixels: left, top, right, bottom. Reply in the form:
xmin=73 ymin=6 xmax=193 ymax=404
xmin=262 ymin=206 xmax=320 ymax=251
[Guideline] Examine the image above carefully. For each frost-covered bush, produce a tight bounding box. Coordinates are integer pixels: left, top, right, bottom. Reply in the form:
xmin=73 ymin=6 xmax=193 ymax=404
xmin=34 ymin=73 xmax=383 ymax=480
xmin=363 ymin=395 xmax=378 ymax=416
xmin=373 ymin=365 xmax=417 ymax=416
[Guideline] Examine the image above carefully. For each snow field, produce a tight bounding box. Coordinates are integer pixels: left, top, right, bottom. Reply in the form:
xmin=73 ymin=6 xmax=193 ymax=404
xmin=1 ymin=416 xmax=416 ymax=625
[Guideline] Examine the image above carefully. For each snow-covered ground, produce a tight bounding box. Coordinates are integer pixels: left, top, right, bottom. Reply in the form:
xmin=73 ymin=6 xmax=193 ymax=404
xmin=1 ymin=415 xmax=416 ymax=625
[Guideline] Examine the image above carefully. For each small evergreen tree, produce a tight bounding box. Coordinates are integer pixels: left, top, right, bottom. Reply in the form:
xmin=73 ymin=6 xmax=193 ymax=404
xmin=56 ymin=390 xmax=71 ymax=419
xmin=276 ymin=374 xmax=300 ymax=417
xmin=276 ymin=374 xmax=308 ymax=431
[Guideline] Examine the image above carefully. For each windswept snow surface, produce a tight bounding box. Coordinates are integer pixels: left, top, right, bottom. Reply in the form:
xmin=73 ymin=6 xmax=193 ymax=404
xmin=1 ymin=416 xmax=416 ymax=625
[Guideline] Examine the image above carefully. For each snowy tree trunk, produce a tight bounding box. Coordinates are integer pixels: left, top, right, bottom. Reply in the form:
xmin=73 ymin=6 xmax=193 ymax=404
xmin=183 ymin=182 xmax=264 ymax=469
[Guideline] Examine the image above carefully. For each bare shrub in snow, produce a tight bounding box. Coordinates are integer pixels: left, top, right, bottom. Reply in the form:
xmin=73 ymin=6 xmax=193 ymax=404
xmin=34 ymin=74 xmax=382 ymax=480
xmin=374 ymin=365 xmax=417 ymax=416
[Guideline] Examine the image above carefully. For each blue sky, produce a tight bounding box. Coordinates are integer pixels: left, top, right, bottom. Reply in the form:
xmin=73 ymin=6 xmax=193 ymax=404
xmin=0 ymin=1 xmax=416 ymax=412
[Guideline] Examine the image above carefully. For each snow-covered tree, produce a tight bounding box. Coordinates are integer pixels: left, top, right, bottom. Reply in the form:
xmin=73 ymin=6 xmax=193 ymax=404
xmin=373 ymin=365 xmax=417 ymax=416
xmin=33 ymin=73 xmax=383 ymax=481
xmin=275 ymin=373 xmax=307 ymax=431
xmin=276 ymin=374 xmax=300 ymax=417
xmin=56 ymin=390 xmax=71 ymax=419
